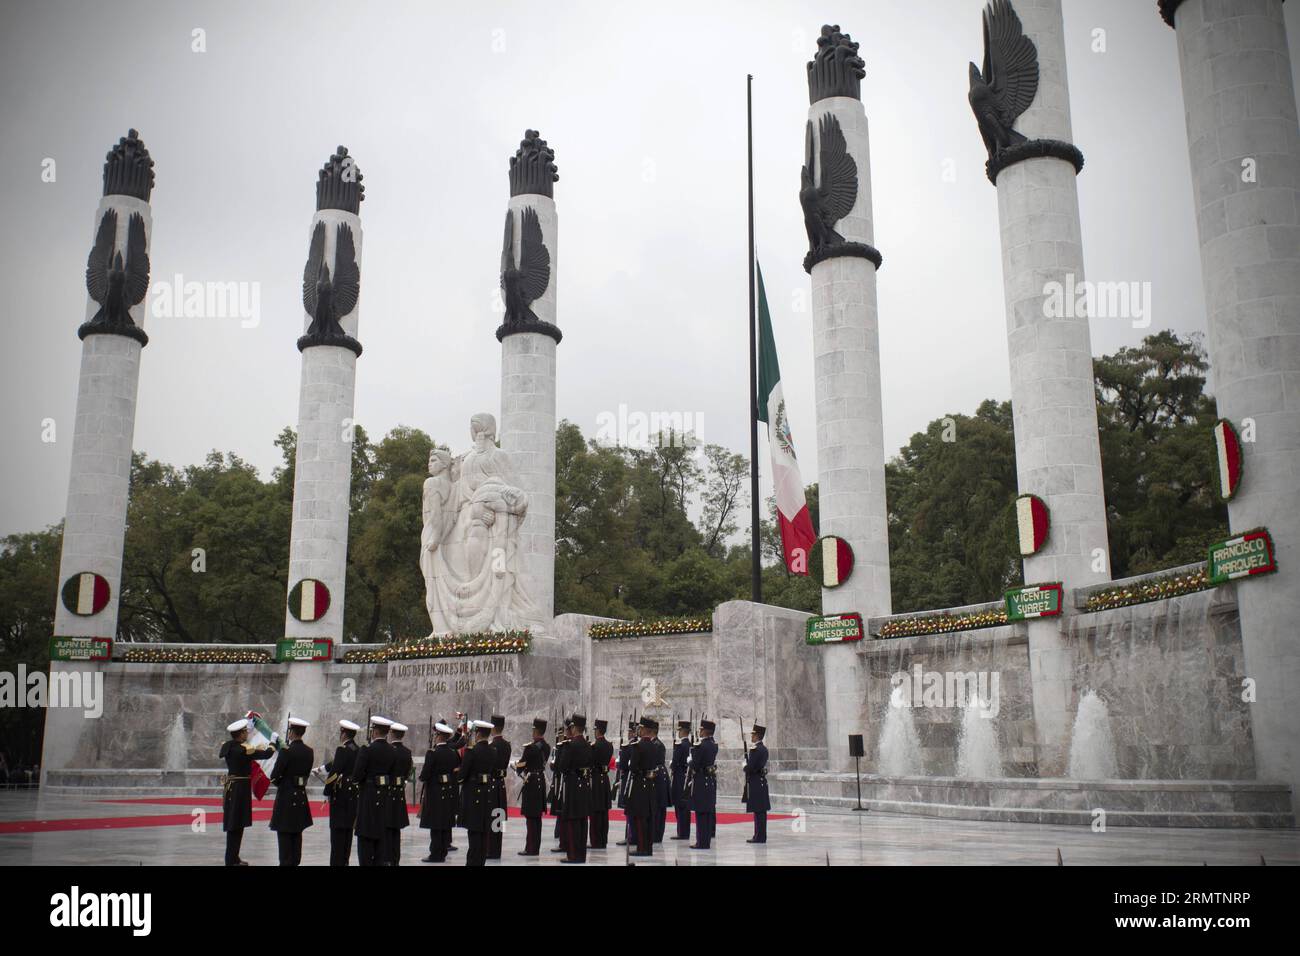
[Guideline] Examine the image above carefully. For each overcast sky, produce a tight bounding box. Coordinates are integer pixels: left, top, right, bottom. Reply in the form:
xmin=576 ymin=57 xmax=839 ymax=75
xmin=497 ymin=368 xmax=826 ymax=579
xmin=3 ymin=0 xmax=1298 ymax=539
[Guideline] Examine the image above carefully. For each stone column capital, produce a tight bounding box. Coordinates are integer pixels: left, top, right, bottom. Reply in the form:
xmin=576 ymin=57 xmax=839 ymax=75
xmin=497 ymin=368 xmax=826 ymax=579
xmin=986 ymin=139 xmax=1084 ymax=186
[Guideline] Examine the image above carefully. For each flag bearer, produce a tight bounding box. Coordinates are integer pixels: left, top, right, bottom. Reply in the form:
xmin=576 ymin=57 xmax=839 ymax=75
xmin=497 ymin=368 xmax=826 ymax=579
xmin=220 ymin=717 xmax=277 ymax=866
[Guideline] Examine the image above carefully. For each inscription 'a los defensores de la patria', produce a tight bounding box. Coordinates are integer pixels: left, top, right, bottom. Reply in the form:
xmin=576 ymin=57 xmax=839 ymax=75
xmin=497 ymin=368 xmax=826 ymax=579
xmin=390 ymin=657 xmax=516 ymax=695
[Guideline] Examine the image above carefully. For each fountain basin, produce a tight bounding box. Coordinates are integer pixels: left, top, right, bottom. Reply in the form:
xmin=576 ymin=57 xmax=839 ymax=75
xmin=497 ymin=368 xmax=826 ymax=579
xmin=768 ymin=771 xmax=1294 ymax=827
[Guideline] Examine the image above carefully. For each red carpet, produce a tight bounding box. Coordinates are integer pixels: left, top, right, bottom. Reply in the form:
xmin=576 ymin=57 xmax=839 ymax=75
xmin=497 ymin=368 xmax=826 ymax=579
xmin=0 ymin=797 xmax=786 ymax=834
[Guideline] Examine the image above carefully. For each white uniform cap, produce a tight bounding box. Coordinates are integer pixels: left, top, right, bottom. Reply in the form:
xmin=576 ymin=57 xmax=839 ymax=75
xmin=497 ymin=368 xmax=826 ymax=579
xmin=339 ymin=719 xmax=360 ymax=732
xmin=370 ymin=716 xmax=393 ymax=727
xmin=390 ymin=722 xmax=408 ymax=733
xmin=472 ymin=719 xmax=494 ymax=730
xmin=435 ymin=722 xmax=454 ymax=735
xmin=227 ymin=718 xmax=251 ymax=732
xmin=288 ymin=717 xmax=310 ymax=729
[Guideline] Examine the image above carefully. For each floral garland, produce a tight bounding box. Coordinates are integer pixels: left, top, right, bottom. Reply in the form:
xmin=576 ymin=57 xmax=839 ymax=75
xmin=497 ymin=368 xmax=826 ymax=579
xmin=342 ymin=630 xmax=531 ymax=663
xmin=589 ymin=616 xmax=713 ymax=640
xmin=1081 ymin=566 xmax=1215 ymax=613
xmin=875 ymin=607 xmax=1008 ymax=640
xmin=122 ymin=647 xmax=273 ymax=664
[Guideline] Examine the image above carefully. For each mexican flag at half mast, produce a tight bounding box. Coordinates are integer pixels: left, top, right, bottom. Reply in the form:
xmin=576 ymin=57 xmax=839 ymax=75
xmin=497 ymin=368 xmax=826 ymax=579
xmin=756 ymin=261 xmax=816 ymax=574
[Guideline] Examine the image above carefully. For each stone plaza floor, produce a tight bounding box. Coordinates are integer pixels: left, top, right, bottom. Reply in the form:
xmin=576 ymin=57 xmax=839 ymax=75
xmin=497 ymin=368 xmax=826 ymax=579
xmin=0 ymin=790 xmax=1296 ymax=865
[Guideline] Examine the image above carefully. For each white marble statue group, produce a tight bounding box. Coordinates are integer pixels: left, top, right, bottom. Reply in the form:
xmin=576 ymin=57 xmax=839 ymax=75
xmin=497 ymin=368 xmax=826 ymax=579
xmin=420 ymin=413 xmax=540 ymax=636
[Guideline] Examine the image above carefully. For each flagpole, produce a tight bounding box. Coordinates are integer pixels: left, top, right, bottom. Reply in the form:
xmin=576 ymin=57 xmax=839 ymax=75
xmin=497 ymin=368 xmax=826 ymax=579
xmin=747 ymin=73 xmax=762 ymax=603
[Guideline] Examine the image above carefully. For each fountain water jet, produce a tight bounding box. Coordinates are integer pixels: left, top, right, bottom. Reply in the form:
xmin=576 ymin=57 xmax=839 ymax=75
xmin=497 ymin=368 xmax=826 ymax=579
xmin=956 ymin=696 xmax=1001 ymax=779
xmin=878 ymin=685 xmax=923 ymax=776
xmin=164 ymin=713 xmax=187 ymax=772
xmin=1067 ymin=690 xmax=1119 ymax=779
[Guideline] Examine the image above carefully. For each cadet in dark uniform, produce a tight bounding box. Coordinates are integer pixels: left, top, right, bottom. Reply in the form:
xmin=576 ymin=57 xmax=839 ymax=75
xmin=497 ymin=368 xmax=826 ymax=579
xmin=589 ymin=719 xmax=613 ymax=849
xmin=220 ymin=717 xmax=277 ymax=866
xmin=269 ymin=716 xmax=314 ymax=866
xmin=689 ymin=719 xmax=718 ymax=850
xmin=745 ymin=723 xmax=770 ymax=844
xmin=514 ymin=717 xmax=549 ymax=856
xmin=457 ymin=719 xmax=496 ymax=866
xmin=487 ymin=714 xmax=510 ymax=860
xmin=350 ymin=715 xmax=396 ymax=866
xmin=419 ymin=721 xmax=461 ymax=863
xmin=549 ymin=717 xmax=569 ymax=854
xmin=670 ymin=720 xmax=692 ymax=841
xmin=650 ymin=721 xmax=670 ymax=843
xmin=318 ymin=719 xmax=361 ymax=866
xmin=387 ymin=722 xmax=413 ymax=864
xmin=614 ymin=719 xmax=637 ymax=847
xmin=555 ymin=713 xmax=594 ymax=863
xmin=624 ymin=718 xmax=657 ymax=856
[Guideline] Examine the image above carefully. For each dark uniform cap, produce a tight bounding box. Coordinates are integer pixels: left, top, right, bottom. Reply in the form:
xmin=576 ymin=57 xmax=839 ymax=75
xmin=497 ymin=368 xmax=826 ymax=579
xmin=594 ymin=719 xmax=608 ymax=733
xmin=677 ymin=720 xmax=691 ymax=731
xmin=533 ymin=718 xmax=548 ymax=733
xmin=640 ymin=717 xmax=659 ymax=732
xmin=491 ymin=714 xmax=506 ymax=730
xmin=700 ymin=720 xmax=716 ymax=733
xmin=751 ymin=724 xmax=767 ymax=737
xmin=570 ymin=713 xmax=587 ymax=731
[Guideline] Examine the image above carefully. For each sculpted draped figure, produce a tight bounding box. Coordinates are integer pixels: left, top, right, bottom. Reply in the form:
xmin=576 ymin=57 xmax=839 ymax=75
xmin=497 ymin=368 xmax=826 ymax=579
xmin=421 ymin=413 xmax=541 ymax=635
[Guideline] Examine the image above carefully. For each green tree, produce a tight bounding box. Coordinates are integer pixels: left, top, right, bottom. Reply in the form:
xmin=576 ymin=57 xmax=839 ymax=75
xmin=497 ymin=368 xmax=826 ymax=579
xmin=554 ymin=421 xmax=639 ymax=618
xmin=886 ymin=400 xmax=1020 ymax=612
xmin=1095 ymin=331 xmax=1227 ymax=576
xmin=0 ymin=527 xmax=61 ymax=765
xmin=346 ymin=426 xmax=434 ymax=642
xmin=699 ymin=443 xmax=748 ymax=558
xmin=119 ymin=450 xmax=290 ymax=643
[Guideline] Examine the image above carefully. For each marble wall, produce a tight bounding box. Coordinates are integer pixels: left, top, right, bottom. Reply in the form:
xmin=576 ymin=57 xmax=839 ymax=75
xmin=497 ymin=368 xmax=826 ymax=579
xmin=42 ymin=644 xmax=578 ymax=805
xmin=842 ymin=586 xmax=1254 ymax=780
xmin=855 ymin=626 xmax=1037 ymax=776
xmin=1068 ymin=587 xmax=1253 ymax=780
xmin=579 ymin=601 xmax=824 ymax=795
xmin=42 ymin=662 xmax=292 ymax=775
xmin=41 ymin=591 xmax=1259 ymax=790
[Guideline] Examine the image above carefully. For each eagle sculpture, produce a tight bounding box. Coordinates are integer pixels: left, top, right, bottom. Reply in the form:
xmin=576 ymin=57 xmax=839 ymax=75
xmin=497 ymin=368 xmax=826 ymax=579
xmin=500 ymin=206 xmax=550 ymax=327
xmin=799 ymin=112 xmax=858 ymax=254
xmin=302 ymin=220 xmax=360 ymax=341
xmin=84 ymin=209 xmax=149 ymax=335
xmin=969 ymin=0 xmax=1039 ymax=162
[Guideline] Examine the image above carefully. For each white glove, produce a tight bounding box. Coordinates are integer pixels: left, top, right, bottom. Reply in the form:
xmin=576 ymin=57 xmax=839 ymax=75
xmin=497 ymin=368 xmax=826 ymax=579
xmin=270 ymin=731 xmax=281 ymax=744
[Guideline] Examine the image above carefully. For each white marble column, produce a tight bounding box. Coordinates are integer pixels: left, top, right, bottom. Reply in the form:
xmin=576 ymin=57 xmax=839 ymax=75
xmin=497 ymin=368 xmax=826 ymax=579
xmin=804 ymin=31 xmax=892 ymax=771
xmin=285 ymin=153 xmax=364 ymax=643
xmin=988 ymin=0 xmax=1110 ymax=776
xmin=53 ymin=133 xmax=154 ymax=643
xmin=498 ymin=133 xmax=560 ymax=630
xmin=1162 ymin=0 xmax=1300 ymax=810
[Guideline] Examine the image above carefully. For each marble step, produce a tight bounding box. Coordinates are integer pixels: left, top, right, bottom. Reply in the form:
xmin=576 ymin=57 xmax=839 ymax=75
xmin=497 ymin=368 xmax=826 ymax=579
xmin=768 ymin=771 xmax=1294 ymax=828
